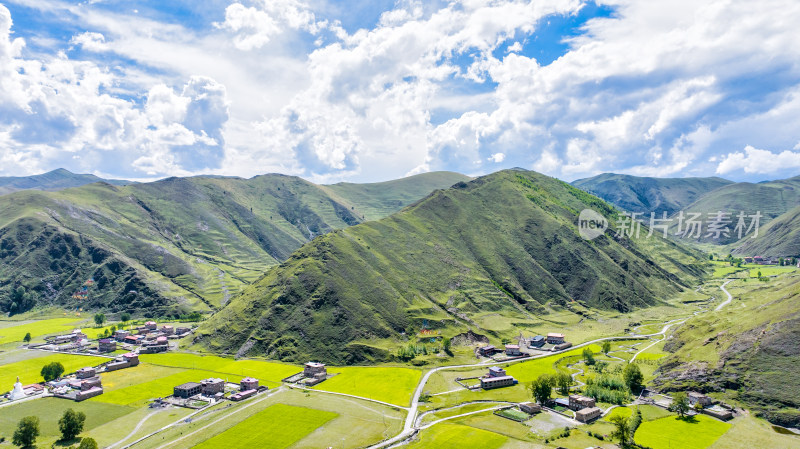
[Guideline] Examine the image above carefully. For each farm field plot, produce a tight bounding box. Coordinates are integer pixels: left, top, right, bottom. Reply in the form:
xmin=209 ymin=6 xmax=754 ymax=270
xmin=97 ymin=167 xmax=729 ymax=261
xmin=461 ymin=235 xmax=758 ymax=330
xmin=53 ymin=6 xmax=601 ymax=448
xmin=138 ymin=353 xmax=299 ymax=386
xmin=138 ymin=353 xmax=235 ymax=371
xmin=0 ymin=397 xmax=134 ymax=445
xmin=98 ymin=363 xmax=183 ymax=392
xmin=408 ymin=422 xmax=508 ymax=449
xmin=89 ymin=405 xmax=194 ymax=449
xmin=749 ymin=266 xmax=797 ymax=277
xmin=0 ymin=318 xmax=82 ymax=344
xmin=93 ymin=369 xmax=243 ymax=406
xmin=318 ymin=366 xmax=422 ymax=406
xmin=193 ymin=403 xmax=337 ymax=449
xmin=635 ymin=415 xmax=731 ymax=449
xmin=0 ymin=352 xmax=100 ymax=388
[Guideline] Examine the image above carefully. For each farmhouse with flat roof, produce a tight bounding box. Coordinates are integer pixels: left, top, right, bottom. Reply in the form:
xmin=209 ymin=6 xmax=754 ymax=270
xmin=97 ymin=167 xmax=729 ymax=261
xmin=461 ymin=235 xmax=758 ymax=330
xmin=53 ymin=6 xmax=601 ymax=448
xmin=546 ymin=333 xmax=565 ymax=344
xmin=488 ymin=366 xmax=506 ymax=377
xmin=529 ymin=335 xmax=545 ymax=348
xmin=519 ymin=402 xmax=541 ymax=414
xmin=304 ymin=362 xmax=327 ymax=377
xmin=201 ymin=378 xmax=225 ymax=395
xmin=98 ymin=338 xmax=117 ymax=353
xmin=505 ymin=344 xmax=521 ymax=356
xmin=687 ymin=391 xmax=713 ymax=407
xmin=478 ymin=345 xmax=497 ymax=357
xmin=480 ymin=375 xmax=516 ymax=390
xmin=174 ymin=382 xmax=202 ymax=398
xmin=241 ymin=377 xmax=259 ymax=391
xmin=569 ymin=394 xmax=596 ymax=411
xmin=575 ymin=406 xmax=602 ymax=423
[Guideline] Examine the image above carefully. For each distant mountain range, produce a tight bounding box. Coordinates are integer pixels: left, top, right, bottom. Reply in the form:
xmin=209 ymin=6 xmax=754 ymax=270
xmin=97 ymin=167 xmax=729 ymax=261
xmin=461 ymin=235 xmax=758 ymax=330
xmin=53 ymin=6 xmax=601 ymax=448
xmin=573 ymin=173 xmax=800 ymax=255
xmin=0 ymin=171 xmax=469 ymax=316
xmin=0 ymin=168 xmax=129 ymax=195
xmin=572 ymin=173 xmax=733 ymax=216
xmin=193 ymin=170 xmax=704 ymax=364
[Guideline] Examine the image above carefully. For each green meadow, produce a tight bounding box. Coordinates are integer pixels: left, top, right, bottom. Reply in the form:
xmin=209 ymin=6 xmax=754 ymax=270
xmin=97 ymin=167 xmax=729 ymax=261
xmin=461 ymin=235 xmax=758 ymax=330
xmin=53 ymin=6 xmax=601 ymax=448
xmin=0 ymin=318 xmax=82 ymax=344
xmin=193 ymin=403 xmax=337 ymax=449
xmin=318 ymin=366 xmax=422 ymax=407
xmin=0 ymin=397 xmax=133 ymax=446
xmin=636 ymin=415 xmax=731 ymax=449
xmin=0 ymin=353 xmax=99 ymax=388
xmin=408 ymin=422 xmax=508 ymax=449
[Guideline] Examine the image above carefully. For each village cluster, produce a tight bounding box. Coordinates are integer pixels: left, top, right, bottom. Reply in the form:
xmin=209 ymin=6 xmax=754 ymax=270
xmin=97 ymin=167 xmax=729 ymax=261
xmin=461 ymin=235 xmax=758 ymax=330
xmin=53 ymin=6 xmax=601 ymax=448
xmin=31 ymin=320 xmax=192 ymax=354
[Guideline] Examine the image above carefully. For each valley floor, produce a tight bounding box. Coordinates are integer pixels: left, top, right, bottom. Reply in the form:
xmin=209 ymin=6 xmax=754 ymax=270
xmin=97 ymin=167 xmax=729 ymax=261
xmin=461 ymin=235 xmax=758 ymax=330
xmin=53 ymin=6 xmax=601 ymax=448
xmin=1 ymin=271 xmax=799 ymax=448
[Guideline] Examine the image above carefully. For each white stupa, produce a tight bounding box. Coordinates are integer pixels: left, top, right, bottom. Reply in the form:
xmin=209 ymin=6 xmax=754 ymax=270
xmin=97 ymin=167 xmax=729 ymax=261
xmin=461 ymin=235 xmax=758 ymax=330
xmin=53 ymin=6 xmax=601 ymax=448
xmin=9 ymin=376 xmax=26 ymax=401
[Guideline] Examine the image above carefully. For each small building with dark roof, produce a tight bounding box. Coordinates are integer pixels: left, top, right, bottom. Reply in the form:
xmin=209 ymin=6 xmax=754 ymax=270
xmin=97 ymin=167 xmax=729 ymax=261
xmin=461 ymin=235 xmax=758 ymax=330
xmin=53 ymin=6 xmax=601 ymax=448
xmin=174 ymin=382 xmax=202 ymax=398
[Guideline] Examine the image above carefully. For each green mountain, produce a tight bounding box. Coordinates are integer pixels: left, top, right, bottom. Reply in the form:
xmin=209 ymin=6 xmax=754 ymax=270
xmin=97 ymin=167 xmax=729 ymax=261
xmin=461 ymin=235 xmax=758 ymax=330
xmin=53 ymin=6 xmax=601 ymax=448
xmin=654 ymin=273 xmax=800 ymax=427
xmin=669 ymin=176 xmax=800 ymax=245
xmin=571 ymin=173 xmax=733 ymax=215
xmin=0 ymin=168 xmax=129 ymax=195
xmin=0 ymin=172 xmax=468 ymax=316
xmin=732 ymin=205 xmax=800 ymax=257
xmin=193 ymin=169 xmax=705 ymax=364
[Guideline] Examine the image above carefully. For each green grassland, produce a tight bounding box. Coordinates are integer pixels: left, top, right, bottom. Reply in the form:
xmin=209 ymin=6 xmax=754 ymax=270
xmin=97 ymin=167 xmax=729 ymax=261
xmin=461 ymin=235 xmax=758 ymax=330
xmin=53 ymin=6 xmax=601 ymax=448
xmin=0 ymin=397 xmax=134 ymax=447
xmin=635 ymin=415 xmax=731 ymax=449
xmin=409 ymin=422 xmax=509 ymax=449
xmin=0 ymin=317 xmax=82 ymax=344
xmin=138 ymin=353 xmax=300 ymax=385
xmin=196 ymin=169 xmax=704 ymax=365
xmin=318 ymin=366 xmax=422 ymax=406
xmin=193 ymin=403 xmax=338 ymax=449
xmin=0 ymin=353 xmax=99 ymax=389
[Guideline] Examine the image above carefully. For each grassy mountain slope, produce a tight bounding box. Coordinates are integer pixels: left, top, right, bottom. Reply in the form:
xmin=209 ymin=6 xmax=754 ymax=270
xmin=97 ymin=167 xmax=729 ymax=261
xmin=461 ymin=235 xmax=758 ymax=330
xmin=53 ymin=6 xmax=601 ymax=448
xmin=0 ymin=172 xmax=462 ymax=316
xmin=654 ymin=273 xmax=800 ymax=427
xmin=193 ymin=170 xmax=705 ymax=364
xmin=731 ymin=205 xmax=800 ymax=257
xmin=0 ymin=168 xmax=128 ymax=195
xmin=669 ymin=176 xmax=800 ymax=245
xmin=571 ymin=173 xmax=732 ymax=215
xmin=323 ymin=171 xmax=470 ymax=221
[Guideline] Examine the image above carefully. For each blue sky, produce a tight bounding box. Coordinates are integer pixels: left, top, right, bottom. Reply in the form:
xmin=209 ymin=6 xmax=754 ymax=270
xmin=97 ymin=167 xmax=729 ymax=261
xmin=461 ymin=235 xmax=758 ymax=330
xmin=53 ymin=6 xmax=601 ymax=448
xmin=1 ymin=0 xmax=800 ymax=183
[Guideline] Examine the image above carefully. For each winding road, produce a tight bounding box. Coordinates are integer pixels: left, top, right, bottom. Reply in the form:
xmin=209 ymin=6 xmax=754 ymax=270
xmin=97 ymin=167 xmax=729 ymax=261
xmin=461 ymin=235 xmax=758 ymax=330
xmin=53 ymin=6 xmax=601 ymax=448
xmin=714 ymin=279 xmax=734 ymax=311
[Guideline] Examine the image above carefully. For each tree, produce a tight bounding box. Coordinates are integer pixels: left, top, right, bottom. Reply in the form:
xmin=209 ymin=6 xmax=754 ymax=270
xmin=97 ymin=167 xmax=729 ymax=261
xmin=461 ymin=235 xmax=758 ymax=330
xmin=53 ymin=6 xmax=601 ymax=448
xmin=9 ymin=286 xmax=35 ymax=316
xmin=94 ymin=313 xmax=105 ymax=326
xmin=602 ymin=341 xmax=611 ymax=355
xmin=23 ymin=332 xmax=31 ymax=343
xmin=59 ymin=408 xmax=86 ymax=441
xmin=555 ymin=371 xmax=573 ymax=395
xmin=583 ymin=348 xmax=596 ymax=366
xmin=120 ymin=313 xmax=131 ymax=322
xmin=709 ymin=254 xmax=714 ymax=260
xmin=758 ymin=270 xmax=762 ymax=278
xmin=623 ymin=363 xmax=644 ymax=392
xmin=442 ymin=337 xmax=452 ymax=356
xmin=609 ymin=414 xmax=631 ymax=448
xmin=78 ymin=437 xmax=99 ymax=449
xmin=41 ymin=361 xmax=65 ymax=382
xmin=529 ymin=374 xmax=553 ymax=404
xmin=12 ymin=416 xmax=39 ymax=448
xmin=669 ymin=392 xmax=690 ymax=417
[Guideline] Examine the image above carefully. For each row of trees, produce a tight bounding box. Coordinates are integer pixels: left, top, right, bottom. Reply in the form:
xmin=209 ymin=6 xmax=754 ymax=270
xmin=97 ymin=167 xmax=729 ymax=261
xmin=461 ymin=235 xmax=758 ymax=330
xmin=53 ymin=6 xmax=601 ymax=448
xmin=12 ymin=410 xmax=97 ymax=449
xmin=528 ymin=363 xmax=644 ymax=405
